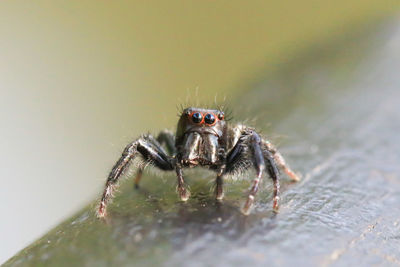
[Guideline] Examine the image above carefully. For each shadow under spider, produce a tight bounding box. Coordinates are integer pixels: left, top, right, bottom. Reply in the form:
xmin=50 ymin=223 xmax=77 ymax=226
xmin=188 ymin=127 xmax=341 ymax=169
xmin=102 ymin=177 xmax=298 ymax=250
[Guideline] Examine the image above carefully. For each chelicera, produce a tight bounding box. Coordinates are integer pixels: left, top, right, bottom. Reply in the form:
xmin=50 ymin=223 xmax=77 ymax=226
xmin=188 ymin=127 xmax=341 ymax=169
xmin=97 ymin=107 xmax=299 ymax=218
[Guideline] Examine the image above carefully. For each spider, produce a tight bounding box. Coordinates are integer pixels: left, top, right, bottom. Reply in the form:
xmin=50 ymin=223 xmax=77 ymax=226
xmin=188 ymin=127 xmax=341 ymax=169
xmin=97 ymin=107 xmax=299 ymax=218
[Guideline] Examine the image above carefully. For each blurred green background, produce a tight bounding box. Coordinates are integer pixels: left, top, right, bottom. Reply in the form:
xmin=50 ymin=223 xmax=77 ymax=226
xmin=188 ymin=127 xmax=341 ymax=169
xmin=0 ymin=1 xmax=399 ymax=264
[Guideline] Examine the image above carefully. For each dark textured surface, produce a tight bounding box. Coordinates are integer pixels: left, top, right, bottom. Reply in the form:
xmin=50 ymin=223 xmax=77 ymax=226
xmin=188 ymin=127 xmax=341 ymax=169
xmin=5 ymin=20 xmax=400 ymax=267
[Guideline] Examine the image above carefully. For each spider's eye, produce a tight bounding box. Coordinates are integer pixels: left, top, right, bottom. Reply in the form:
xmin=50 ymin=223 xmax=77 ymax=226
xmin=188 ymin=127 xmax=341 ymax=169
xmin=204 ymin=113 xmax=216 ymax=125
xmin=192 ymin=112 xmax=203 ymax=123
xmin=218 ymin=112 xmax=224 ymax=120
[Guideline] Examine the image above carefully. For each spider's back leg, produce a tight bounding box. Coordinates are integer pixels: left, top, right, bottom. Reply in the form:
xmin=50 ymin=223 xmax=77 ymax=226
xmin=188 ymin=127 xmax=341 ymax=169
xmin=262 ymin=140 xmax=300 ymax=182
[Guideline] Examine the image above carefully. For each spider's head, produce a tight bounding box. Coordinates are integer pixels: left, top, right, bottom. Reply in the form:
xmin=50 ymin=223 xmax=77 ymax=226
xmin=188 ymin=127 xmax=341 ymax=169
xmin=176 ymin=107 xmax=227 ymax=165
xmin=176 ymin=107 xmax=226 ymax=139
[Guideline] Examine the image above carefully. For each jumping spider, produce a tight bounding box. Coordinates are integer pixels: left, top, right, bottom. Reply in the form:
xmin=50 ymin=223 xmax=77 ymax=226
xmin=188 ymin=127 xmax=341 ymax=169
xmin=97 ymin=107 xmax=299 ymax=218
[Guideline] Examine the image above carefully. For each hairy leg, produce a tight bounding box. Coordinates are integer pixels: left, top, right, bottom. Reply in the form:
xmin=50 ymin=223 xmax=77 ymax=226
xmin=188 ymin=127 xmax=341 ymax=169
xmin=262 ymin=140 xmax=300 ymax=182
xmin=176 ymin=164 xmax=190 ymax=201
xmin=241 ymin=131 xmax=267 ymax=214
xmin=98 ymin=135 xmax=174 ymax=218
xmin=264 ymin=149 xmax=280 ymax=212
xmin=133 ymin=130 xmax=176 ymax=189
xmin=156 ymin=129 xmax=177 ymax=155
xmin=215 ymin=167 xmax=225 ymax=200
xmin=226 ymin=129 xmax=279 ymax=215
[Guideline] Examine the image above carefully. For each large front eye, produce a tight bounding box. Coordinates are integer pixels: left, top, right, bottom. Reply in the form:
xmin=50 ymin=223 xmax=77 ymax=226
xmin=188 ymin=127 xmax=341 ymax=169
xmin=204 ymin=113 xmax=216 ymax=125
xmin=192 ymin=112 xmax=203 ymax=123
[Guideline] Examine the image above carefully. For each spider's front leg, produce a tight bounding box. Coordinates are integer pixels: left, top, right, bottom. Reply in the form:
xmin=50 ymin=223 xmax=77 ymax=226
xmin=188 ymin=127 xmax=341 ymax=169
xmin=226 ymin=129 xmax=280 ymax=215
xmin=215 ymin=169 xmax=225 ymax=200
xmin=97 ymin=135 xmax=174 ymax=218
xmin=133 ymin=130 xmax=177 ymax=189
xmin=175 ymin=164 xmax=190 ymax=201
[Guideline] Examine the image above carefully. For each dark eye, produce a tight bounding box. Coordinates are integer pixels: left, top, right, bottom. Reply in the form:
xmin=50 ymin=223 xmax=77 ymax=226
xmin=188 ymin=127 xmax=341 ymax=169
xmin=218 ymin=112 xmax=224 ymax=120
xmin=204 ymin=113 xmax=216 ymax=125
xmin=192 ymin=112 xmax=203 ymax=123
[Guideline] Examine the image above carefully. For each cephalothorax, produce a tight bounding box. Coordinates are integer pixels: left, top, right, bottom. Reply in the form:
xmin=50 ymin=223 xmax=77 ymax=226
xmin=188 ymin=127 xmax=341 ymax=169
xmin=97 ymin=107 xmax=299 ymax=217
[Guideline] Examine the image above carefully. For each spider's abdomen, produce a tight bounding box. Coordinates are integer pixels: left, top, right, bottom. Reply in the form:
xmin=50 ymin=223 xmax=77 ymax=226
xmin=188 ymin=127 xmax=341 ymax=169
xmin=180 ymin=132 xmax=219 ymax=167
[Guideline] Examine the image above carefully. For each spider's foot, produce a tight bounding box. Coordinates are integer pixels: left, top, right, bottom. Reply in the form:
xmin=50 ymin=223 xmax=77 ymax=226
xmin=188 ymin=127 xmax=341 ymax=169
xmin=216 ymin=191 xmax=224 ymax=201
xmin=97 ymin=202 xmax=107 ymax=218
xmin=273 ymin=196 xmax=280 ymax=213
xmin=287 ymin=169 xmax=301 ymax=182
xmin=215 ymin=185 xmax=224 ymax=200
xmin=241 ymin=195 xmax=255 ymax=216
xmin=179 ymin=188 xmax=191 ymax=202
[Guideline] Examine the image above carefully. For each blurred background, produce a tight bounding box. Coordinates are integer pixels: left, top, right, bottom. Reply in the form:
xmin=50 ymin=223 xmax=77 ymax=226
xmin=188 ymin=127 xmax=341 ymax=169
xmin=1 ymin=1 xmax=400 ymax=264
